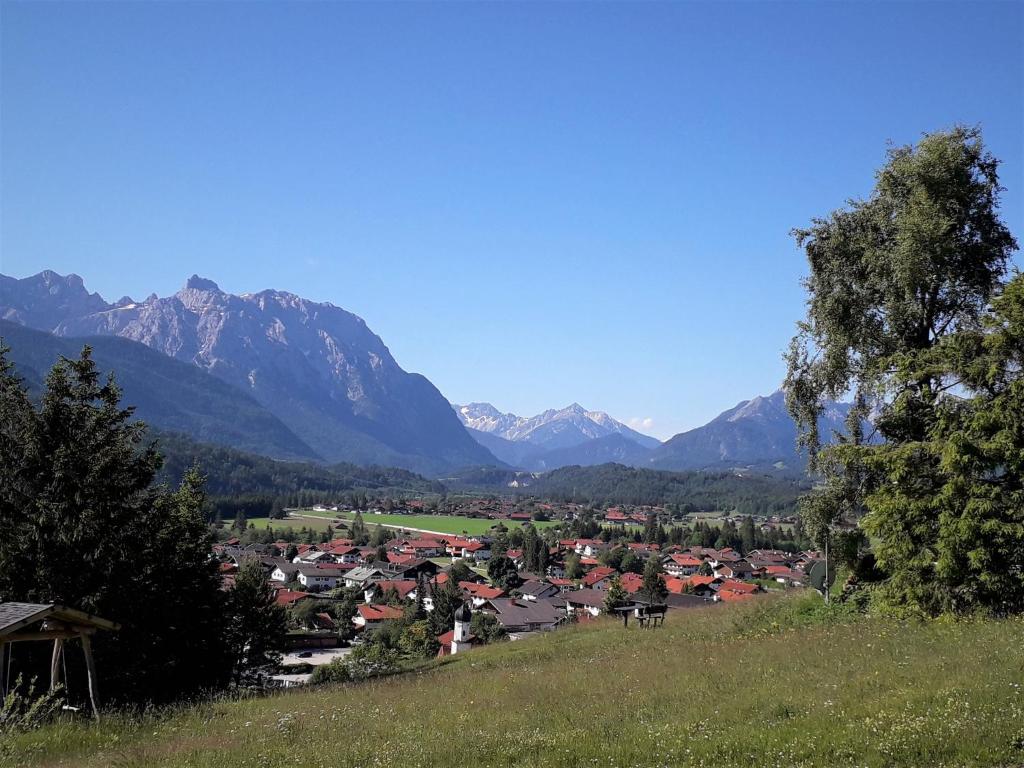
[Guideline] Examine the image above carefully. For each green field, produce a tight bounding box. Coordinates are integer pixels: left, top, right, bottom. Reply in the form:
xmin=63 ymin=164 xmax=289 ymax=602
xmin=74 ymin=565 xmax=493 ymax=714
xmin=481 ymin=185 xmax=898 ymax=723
xmin=242 ymin=515 xmax=340 ymax=534
xmin=8 ymin=595 xmax=1024 ymax=767
xmin=309 ymin=510 xmax=558 ymax=536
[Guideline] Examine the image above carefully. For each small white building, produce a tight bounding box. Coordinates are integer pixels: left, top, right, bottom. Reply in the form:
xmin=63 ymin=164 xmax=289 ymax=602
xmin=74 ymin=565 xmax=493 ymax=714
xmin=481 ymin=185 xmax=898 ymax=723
xmin=296 ymin=567 xmax=342 ymax=592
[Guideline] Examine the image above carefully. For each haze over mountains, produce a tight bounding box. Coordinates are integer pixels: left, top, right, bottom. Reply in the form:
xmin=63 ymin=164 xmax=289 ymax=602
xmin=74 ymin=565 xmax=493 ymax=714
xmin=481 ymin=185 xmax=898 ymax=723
xmin=0 ymin=269 xmax=844 ymax=477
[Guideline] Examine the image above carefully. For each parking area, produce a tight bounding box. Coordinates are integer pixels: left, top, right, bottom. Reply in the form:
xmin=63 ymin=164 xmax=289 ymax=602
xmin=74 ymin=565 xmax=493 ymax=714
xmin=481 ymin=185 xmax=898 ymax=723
xmin=281 ymin=646 xmax=354 ymax=667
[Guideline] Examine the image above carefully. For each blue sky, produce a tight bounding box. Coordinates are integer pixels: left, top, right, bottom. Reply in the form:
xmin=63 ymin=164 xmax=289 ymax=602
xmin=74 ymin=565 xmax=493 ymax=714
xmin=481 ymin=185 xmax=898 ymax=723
xmin=2 ymin=2 xmax=1021 ymax=440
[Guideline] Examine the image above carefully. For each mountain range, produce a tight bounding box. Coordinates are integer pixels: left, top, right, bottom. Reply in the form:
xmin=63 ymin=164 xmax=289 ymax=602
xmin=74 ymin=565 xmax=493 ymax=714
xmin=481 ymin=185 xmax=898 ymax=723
xmin=456 ymin=391 xmax=849 ymax=474
xmin=0 ymin=270 xmax=494 ymax=474
xmin=454 ymin=402 xmax=661 ymax=470
xmin=0 ymin=269 xmax=848 ymax=477
xmin=648 ymin=390 xmax=851 ymax=473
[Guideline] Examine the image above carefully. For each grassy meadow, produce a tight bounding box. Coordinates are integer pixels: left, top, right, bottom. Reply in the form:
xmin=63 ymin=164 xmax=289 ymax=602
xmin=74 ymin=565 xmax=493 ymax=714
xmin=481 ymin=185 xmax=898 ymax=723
xmin=6 ymin=594 xmax=1024 ymax=768
xmin=242 ymin=515 xmax=340 ymax=534
xmin=319 ymin=510 xmax=559 ymax=536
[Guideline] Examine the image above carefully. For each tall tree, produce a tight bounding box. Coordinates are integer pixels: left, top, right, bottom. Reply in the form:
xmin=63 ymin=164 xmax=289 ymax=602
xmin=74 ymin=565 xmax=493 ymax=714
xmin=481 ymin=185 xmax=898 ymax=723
xmin=428 ymin=576 xmax=464 ymax=635
xmin=486 ymin=554 xmax=521 ymax=591
xmin=225 ymin=559 xmax=287 ymax=683
xmin=0 ymin=348 xmax=232 ymax=703
xmin=785 ymin=126 xmax=1018 ymax=615
xmin=604 ymin=575 xmax=628 ymax=613
xmin=640 ymin=556 xmax=668 ymax=604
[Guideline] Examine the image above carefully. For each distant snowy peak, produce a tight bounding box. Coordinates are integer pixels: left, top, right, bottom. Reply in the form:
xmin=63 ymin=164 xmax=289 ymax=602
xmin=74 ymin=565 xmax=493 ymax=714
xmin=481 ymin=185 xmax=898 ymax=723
xmin=456 ymin=403 xmax=523 ymax=436
xmin=454 ymin=401 xmax=661 ymax=451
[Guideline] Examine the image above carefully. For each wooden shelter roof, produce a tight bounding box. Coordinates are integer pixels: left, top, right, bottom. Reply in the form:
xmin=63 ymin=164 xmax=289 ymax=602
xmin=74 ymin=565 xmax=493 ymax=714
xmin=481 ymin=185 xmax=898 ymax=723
xmin=0 ymin=602 xmax=120 ymax=638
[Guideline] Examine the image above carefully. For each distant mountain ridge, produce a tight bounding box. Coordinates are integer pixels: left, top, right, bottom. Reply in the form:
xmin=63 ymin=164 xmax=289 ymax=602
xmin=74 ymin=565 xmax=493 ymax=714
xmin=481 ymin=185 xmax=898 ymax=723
xmin=648 ymin=389 xmax=853 ymax=473
xmin=0 ymin=270 xmax=497 ymax=474
xmin=454 ymin=401 xmax=661 ymax=470
xmin=455 ymin=402 xmax=661 ymax=449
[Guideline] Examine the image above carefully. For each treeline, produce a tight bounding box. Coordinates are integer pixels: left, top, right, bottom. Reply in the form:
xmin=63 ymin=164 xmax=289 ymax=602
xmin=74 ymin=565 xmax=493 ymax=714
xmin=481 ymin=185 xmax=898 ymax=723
xmin=154 ymin=430 xmax=445 ymax=499
xmin=527 ymin=463 xmax=808 ymax=514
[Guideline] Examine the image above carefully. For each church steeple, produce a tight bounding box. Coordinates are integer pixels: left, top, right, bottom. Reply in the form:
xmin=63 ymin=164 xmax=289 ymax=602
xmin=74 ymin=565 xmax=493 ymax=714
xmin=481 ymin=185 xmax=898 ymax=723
xmin=452 ymin=601 xmax=473 ymax=652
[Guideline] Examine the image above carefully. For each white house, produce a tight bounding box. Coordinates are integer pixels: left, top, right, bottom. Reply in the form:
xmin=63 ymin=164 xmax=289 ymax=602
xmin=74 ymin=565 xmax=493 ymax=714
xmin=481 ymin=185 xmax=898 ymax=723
xmin=296 ymin=567 xmax=341 ymax=592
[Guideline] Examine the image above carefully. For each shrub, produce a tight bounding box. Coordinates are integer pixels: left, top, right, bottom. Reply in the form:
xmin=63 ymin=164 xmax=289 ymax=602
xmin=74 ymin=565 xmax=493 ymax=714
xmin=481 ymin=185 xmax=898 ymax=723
xmin=0 ymin=677 xmax=64 ymax=734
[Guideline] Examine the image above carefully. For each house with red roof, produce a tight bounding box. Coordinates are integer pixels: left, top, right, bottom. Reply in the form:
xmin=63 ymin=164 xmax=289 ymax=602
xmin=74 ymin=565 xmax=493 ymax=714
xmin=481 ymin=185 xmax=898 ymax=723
xmin=396 ymin=538 xmax=446 ymax=558
xmin=717 ymin=589 xmax=756 ymax=602
xmin=582 ymin=566 xmax=616 ymax=591
xmin=715 ymin=579 xmax=762 ymax=601
xmin=764 ymin=566 xmax=805 ymax=586
xmin=677 ymin=575 xmax=721 ymax=597
xmin=619 ymin=572 xmax=644 ymax=594
xmin=354 ymin=604 xmax=405 ymax=628
xmin=275 ymin=589 xmax=312 ymax=608
xmin=459 ymin=581 xmax=505 ymax=607
xmin=664 ymin=553 xmax=703 ymax=577
xmin=453 ymin=539 xmax=491 ymax=561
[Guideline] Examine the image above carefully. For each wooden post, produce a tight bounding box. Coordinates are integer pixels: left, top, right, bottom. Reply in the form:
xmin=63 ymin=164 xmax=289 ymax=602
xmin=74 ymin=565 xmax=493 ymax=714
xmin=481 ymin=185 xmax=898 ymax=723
xmin=50 ymin=638 xmax=64 ymax=692
xmin=0 ymin=641 xmax=8 ymax=697
xmin=80 ymin=633 xmax=100 ymax=719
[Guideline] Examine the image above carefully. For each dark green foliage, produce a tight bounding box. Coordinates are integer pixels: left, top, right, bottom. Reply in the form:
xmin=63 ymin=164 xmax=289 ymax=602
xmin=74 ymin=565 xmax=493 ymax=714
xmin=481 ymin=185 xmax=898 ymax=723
xmin=563 ymin=553 xmax=583 ymax=580
xmin=527 ymin=463 xmax=808 ymax=514
xmin=786 ymin=126 xmax=1021 ymax=616
xmin=604 ymin=575 xmax=628 ymax=613
xmin=486 ymin=555 xmax=521 ymax=592
xmin=153 ymin=430 xmax=443 ymax=499
xmin=619 ymin=550 xmax=644 ymax=575
xmin=640 ymin=557 xmax=668 ymax=604
xmin=225 ymin=560 xmax=287 ymax=683
xmin=398 ymin=620 xmax=440 ymax=658
xmin=349 ymin=511 xmax=369 ymax=546
xmin=448 ymin=559 xmax=475 ymax=584
xmin=469 ymin=612 xmax=508 ymax=644
xmin=309 ymin=643 xmax=400 ymax=685
xmin=0 ymin=346 xmax=231 ymax=705
xmin=428 ymin=577 xmax=465 ymax=636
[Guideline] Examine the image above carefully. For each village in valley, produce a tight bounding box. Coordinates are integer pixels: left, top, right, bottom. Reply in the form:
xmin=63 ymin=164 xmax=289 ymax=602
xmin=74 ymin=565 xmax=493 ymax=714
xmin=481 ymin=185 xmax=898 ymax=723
xmin=213 ymin=498 xmax=824 ymax=685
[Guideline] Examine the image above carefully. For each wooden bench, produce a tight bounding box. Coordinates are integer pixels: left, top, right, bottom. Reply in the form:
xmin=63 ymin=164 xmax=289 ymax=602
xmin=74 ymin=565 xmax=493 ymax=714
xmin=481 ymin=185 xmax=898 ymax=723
xmin=634 ymin=604 xmax=668 ymax=629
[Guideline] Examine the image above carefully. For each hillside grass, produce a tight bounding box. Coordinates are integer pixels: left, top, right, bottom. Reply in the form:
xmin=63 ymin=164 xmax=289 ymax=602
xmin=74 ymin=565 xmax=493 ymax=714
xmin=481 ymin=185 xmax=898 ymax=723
xmin=6 ymin=595 xmax=1023 ymax=768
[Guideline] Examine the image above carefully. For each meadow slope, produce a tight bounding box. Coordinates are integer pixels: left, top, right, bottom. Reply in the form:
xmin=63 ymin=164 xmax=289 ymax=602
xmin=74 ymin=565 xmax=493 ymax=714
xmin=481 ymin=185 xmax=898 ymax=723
xmin=6 ymin=596 xmax=1024 ymax=768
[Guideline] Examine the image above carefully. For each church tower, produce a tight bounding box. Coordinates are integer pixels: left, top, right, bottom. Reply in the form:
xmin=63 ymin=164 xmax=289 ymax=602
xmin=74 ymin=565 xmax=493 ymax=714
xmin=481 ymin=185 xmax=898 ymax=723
xmin=452 ymin=601 xmax=473 ymax=654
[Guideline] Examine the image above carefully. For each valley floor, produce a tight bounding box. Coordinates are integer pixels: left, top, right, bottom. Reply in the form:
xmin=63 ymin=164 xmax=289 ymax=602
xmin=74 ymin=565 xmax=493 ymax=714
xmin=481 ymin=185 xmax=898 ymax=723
xmin=6 ymin=596 xmax=1024 ymax=768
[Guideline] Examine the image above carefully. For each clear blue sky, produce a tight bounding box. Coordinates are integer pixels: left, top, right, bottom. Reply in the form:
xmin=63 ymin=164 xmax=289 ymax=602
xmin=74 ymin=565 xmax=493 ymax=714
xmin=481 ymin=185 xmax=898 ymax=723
xmin=2 ymin=2 xmax=1021 ymax=440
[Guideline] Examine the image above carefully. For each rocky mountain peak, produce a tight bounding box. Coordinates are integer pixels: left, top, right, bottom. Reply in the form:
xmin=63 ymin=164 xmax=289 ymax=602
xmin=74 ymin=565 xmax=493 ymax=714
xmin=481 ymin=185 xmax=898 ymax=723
xmin=183 ymin=275 xmax=222 ymax=293
xmin=0 ymin=269 xmax=495 ymax=473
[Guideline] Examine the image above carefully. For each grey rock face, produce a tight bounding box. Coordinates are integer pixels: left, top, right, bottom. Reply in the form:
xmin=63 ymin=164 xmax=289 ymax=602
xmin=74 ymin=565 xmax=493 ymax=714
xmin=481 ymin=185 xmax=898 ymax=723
xmin=0 ymin=271 xmax=108 ymax=330
xmin=1 ymin=271 xmax=496 ymax=472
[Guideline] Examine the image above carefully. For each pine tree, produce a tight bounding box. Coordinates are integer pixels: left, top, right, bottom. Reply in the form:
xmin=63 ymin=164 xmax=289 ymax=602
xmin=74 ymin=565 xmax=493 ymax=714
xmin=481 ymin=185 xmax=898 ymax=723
xmin=0 ymin=347 xmax=232 ymax=704
xmin=604 ymin=575 xmax=628 ymax=613
xmin=640 ymin=556 xmax=668 ymax=604
xmin=226 ymin=559 xmax=287 ymax=683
